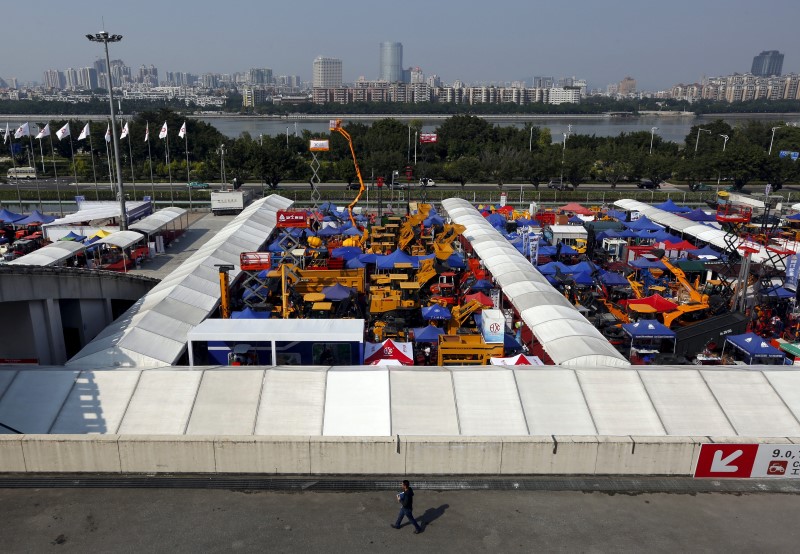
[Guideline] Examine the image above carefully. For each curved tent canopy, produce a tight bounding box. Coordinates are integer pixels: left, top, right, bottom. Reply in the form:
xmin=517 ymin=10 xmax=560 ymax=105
xmin=129 ymin=206 xmax=187 ymax=234
xmin=94 ymin=230 xmax=146 ymax=249
xmin=442 ymin=198 xmax=629 ymax=367
xmin=7 ymin=240 xmax=85 ymax=266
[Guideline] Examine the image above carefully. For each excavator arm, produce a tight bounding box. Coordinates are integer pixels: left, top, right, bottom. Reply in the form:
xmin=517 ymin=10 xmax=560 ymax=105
xmin=330 ymin=120 xmax=365 ymax=229
xmin=660 ymin=256 xmax=709 ymax=304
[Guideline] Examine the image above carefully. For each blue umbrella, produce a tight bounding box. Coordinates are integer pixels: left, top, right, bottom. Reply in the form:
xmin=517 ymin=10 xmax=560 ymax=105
xmin=446 ymin=252 xmax=466 ymax=269
xmin=317 ymin=225 xmax=342 ymax=237
xmin=470 ymin=279 xmax=494 ymax=291
xmin=322 ymin=283 xmax=356 ymax=301
xmin=421 ymin=304 xmax=452 ymax=320
xmin=331 ymin=246 xmax=363 ymax=260
xmin=485 ymin=213 xmax=506 ymax=228
xmin=0 ymin=208 xmax=25 ymax=223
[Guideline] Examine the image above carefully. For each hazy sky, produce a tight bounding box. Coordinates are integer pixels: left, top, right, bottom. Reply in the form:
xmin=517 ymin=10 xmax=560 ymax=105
xmin=4 ymin=0 xmax=799 ymax=90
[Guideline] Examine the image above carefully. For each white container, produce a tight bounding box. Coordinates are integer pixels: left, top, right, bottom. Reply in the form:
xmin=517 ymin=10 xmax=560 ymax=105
xmin=481 ymin=309 xmax=505 ymax=344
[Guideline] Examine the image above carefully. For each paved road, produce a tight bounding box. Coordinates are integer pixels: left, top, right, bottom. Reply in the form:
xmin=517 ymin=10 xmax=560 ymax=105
xmin=1 ymin=488 xmax=797 ymax=552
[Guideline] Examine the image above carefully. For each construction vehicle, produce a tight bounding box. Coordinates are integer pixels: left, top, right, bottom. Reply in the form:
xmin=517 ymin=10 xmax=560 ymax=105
xmin=398 ymin=204 xmax=432 ymax=251
xmin=652 ymin=250 xmax=714 ymax=328
xmin=216 ymin=264 xmax=235 ymax=318
xmin=437 ymin=334 xmax=504 ymax=365
xmin=446 ymin=300 xmax=486 ymax=334
xmin=432 ymin=223 xmax=466 ymax=260
xmin=330 ymin=119 xmax=366 ymax=229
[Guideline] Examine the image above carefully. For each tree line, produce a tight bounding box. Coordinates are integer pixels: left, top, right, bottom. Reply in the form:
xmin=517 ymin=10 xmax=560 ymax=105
xmin=4 ymin=111 xmax=800 ymax=191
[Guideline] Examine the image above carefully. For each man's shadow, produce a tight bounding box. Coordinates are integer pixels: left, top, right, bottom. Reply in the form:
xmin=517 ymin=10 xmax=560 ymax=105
xmin=419 ymin=504 xmax=449 ymax=527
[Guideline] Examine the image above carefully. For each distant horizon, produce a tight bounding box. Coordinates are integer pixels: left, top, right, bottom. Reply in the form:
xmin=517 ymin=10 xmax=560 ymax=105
xmin=3 ymin=0 xmax=799 ymax=90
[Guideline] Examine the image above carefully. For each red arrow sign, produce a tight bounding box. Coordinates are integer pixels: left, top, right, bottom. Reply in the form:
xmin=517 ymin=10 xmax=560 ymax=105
xmin=694 ymin=444 xmax=759 ymax=478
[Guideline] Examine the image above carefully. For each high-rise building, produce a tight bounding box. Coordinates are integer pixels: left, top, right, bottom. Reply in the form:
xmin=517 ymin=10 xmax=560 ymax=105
xmin=64 ymin=68 xmax=79 ymax=90
xmin=313 ymin=57 xmax=342 ymax=88
xmin=618 ymin=76 xmax=637 ymax=95
xmin=79 ymin=67 xmax=98 ymax=90
xmin=379 ymin=42 xmax=403 ymax=82
xmin=751 ymin=50 xmax=784 ymax=77
xmin=533 ymin=76 xmax=554 ymax=89
xmin=43 ymin=69 xmax=65 ymax=89
xmin=248 ymin=68 xmax=273 ymax=85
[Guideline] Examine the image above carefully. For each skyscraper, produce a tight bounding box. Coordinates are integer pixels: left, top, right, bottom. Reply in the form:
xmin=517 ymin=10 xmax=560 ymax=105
xmin=379 ymin=42 xmax=403 ymax=82
xmin=313 ymin=57 xmax=342 ymax=88
xmin=751 ymin=50 xmax=784 ymax=77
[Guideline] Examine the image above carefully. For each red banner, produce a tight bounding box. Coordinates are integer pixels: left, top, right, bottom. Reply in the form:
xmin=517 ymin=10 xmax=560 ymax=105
xmin=276 ymin=210 xmax=308 ymax=228
xmin=419 ymin=133 xmax=438 ymax=144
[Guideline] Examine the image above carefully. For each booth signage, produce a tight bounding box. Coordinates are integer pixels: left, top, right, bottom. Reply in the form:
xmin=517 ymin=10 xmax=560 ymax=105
xmin=695 ymin=443 xmax=800 ymax=478
xmin=276 ymin=210 xmax=308 ymax=228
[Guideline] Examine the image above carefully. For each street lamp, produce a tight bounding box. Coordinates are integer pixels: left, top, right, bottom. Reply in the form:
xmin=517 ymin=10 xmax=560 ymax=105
xmin=86 ymin=30 xmax=126 ymax=230
xmin=694 ymin=128 xmax=711 ymax=155
xmin=717 ymin=134 xmax=729 ymax=191
xmin=649 ymin=126 xmax=659 ymax=155
xmin=769 ymin=126 xmax=780 ymax=156
xmin=560 ymin=132 xmax=568 ymax=186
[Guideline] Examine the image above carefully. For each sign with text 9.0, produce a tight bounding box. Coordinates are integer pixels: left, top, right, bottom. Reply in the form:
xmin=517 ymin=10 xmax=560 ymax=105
xmin=694 ymin=444 xmax=800 ymax=478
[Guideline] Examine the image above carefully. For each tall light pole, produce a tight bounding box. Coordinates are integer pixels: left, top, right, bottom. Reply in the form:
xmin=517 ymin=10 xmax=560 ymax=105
xmin=560 ymin=132 xmax=568 ymax=186
xmin=694 ymin=127 xmax=711 ymax=155
xmin=769 ymin=126 xmax=780 ymax=156
xmin=649 ymin=126 xmax=659 ymax=155
xmin=87 ymin=30 xmax=126 ymax=230
xmin=716 ymin=134 xmax=729 ymax=191
xmin=529 ymin=125 xmax=534 ymax=152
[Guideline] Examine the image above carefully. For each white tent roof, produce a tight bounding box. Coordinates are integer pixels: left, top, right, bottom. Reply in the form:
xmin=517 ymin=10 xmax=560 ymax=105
xmin=188 ymin=318 xmax=365 ymax=343
xmin=43 ymin=200 xmax=151 ymax=227
xmin=66 ymin=195 xmax=293 ymax=369
xmin=129 ymin=207 xmax=187 ymax=234
xmin=442 ymin=198 xmax=629 ymax=368
xmin=94 ymin=230 xmax=146 ymax=249
xmin=7 ymin=240 xmax=85 ymax=266
xmin=613 ymin=199 xmax=796 ymax=265
xmin=5 ymin=365 xmax=800 ymax=437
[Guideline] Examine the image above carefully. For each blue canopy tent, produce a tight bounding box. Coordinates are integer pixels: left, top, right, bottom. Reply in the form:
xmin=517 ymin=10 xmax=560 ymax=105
xmin=563 ymin=261 xmax=598 ymax=274
xmin=622 ymin=320 xmax=676 ymax=362
xmin=330 ymin=246 xmax=363 ymax=260
xmin=470 ymin=279 xmax=494 ymax=291
xmin=345 ymin=256 xmax=366 ymax=269
xmin=787 ymin=213 xmax=800 ymax=221
xmin=485 ymin=213 xmax=507 ymax=229
xmin=423 ymin=215 xmax=445 ymax=227
xmin=421 ymin=304 xmax=452 ymax=321
xmin=515 ymin=218 xmax=535 ymax=226
xmin=724 ymin=333 xmax=786 ymax=364
xmin=567 ymin=215 xmax=584 ymax=225
xmin=654 ymin=198 xmax=692 ymax=213
xmin=630 ymin=257 xmax=667 ymax=270
xmin=760 ymin=285 xmax=796 ymax=300
xmin=376 ymin=249 xmax=417 ymax=269
xmin=358 ymin=253 xmax=378 ymax=264
xmin=341 ymin=226 xmax=362 ymax=237
xmin=446 ymin=252 xmax=466 ymax=269
xmin=683 ymin=208 xmax=718 ymax=222
xmin=318 ymin=201 xmax=338 ymax=213
xmin=572 ymin=271 xmax=595 ymax=286
xmin=231 ymin=307 xmax=271 ymax=319
xmin=536 ymin=261 xmax=570 ymax=275
xmin=616 ymin=229 xmax=640 ymax=239
xmin=0 ymin=208 xmax=25 ymax=223
xmin=412 ymin=324 xmax=445 ymax=343
xmin=317 ymin=225 xmax=343 ymax=237
xmin=625 ymin=215 xmax=663 ymax=232
xmin=59 ymin=231 xmax=86 ymax=242
xmin=15 ymin=210 xmax=55 ymax=225
xmin=266 ymin=240 xmax=284 ymax=252
xmin=322 ymin=283 xmax=356 ymax=301
xmin=651 ymin=230 xmax=683 ymax=243
xmin=599 ymin=271 xmax=629 ymax=286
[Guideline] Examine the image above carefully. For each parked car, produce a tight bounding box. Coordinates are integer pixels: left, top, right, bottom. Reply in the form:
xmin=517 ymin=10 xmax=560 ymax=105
xmin=689 ymin=182 xmax=710 ymax=192
xmin=638 ymin=179 xmax=660 ymax=189
xmin=419 ymin=178 xmax=436 ymax=187
xmin=547 ymin=179 xmax=570 ymax=191
xmin=187 ymin=181 xmax=209 ymax=189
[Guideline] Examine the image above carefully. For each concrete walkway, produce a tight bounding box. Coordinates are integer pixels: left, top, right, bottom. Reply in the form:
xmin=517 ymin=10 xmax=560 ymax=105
xmin=127 ymin=212 xmax=235 ymax=281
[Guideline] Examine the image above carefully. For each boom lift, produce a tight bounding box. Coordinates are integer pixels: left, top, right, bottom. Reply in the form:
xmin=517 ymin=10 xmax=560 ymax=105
xmin=330 ymin=119 xmax=366 ymax=229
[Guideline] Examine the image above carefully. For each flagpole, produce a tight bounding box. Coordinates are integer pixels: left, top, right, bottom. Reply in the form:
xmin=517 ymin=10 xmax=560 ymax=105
xmin=37 ymin=136 xmax=45 ymax=173
xmin=25 ymin=125 xmax=42 ymax=210
xmin=68 ymin=131 xmax=78 ymax=195
xmin=165 ymin=133 xmax=173 ymax=206
xmin=126 ymin=123 xmax=136 ymax=200
xmin=88 ymin=127 xmax=99 ymax=200
xmin=146 ymin=122 xmax=155 ymax=200
xmin=48 ymin=132 xmax=63 ymax=216
xmin=184 ymin=129 xmax=191 ymax=211
xmin=7 ymin=130 xmax=22 ymax=209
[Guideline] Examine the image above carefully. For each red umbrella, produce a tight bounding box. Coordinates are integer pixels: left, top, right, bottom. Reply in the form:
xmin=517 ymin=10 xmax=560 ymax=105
xmin=363 ymin=339 xmax=414 ymax=365
xmin=464 ymin=292 xmax=494 ymax=307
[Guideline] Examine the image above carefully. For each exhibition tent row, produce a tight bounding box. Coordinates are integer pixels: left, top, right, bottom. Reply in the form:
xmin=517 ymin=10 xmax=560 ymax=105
xmin=65 ymin=195 xmax=294 ymax=368
xmin=442 ymin=198 xmax=629 ymax=367
xmin=2 ymin=366 xmax=800 ymax=437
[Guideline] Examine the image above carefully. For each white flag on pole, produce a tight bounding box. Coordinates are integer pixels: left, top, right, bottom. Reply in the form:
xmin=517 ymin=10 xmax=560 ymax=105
xmin=78 ymin=123 xmax=90 ymax=141
xmin=14 ymin=122 xmax=29 ymax=139
xmin=120 ymin=122 xmax=129 ymax=140
xmin=105 ymin=124 xmax=111 ymax=143
xmin=35 ymin=123 xmax=51 ymax=139
xmin=178 ymin=121 xmax=187 ymax=139
xmin=144 ymin=122 xmax=149 ymax=142
xmin=56 ymin=122 xmax=70 ymax=140
xmin=158 ymin=121 xmax=168 ymax=139
xmin=3 ymin=122 xmax=8 ymax=144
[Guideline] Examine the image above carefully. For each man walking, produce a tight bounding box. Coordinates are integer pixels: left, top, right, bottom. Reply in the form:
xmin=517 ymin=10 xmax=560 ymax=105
xmin=391 ymin=480 xmax=423 ymax=534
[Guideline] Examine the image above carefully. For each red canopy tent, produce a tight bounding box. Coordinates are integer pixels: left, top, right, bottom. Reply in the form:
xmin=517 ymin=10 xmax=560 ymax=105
xmin=663 ymin=240 xmax=698 ymax=251
xmin=490 ymin=354 xmax=544 ymax=365
xmin=496 ymin=205 xmax=514 ymax=215
xmin=464 ymin=292 xmax=494 ymax=307
xmin=363 ymin=339 xmax=414 ymax=365
xmin=618 ymin=294 xmax=678 ymax=313
xmin=558 ymin=202 xmax=593 ymax=216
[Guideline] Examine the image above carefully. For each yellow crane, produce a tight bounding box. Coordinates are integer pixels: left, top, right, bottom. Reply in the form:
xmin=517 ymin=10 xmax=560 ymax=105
xmin=330 ymin=119 xmax=365 ymax=229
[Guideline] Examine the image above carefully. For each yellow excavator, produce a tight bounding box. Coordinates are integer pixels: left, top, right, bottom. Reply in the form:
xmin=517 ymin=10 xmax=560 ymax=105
xmin=654 ymin=250 xmax=711 ymax=328
xmin=446 ymin=300 xmax=485 ymax=334
xmin=433 ymin=223 xmax=466 ymax=260
xmin=398 ymin=204 xmax=432 ymax=251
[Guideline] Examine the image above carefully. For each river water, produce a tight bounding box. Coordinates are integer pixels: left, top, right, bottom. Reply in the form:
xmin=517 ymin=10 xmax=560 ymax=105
xmin=200 ymin=113 xmax=800 ymax=145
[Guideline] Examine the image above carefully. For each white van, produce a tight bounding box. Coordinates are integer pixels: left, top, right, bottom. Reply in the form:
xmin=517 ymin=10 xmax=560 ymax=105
xmin=7 ymin=167 xmax=37 ymax=180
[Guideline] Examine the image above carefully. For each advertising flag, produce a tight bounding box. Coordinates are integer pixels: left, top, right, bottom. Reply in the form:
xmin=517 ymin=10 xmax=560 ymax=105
xmin=105 ymin=124 xmax=111 ymax=143
xmin=78 ymin=123 xmax=90 ymax=141
xmin=158 ymin=121 xmax=168 ymax=139
xmin=120 ymin=122 xmax=129 ymax=140
xmin=56 ymin=122 xmax=70 ymax=140
xmin=419 ymin=133 xmax=438 ymax=143
xmin=144 ymin=122 xmax=150 ymax=142
xmin=35 ymin=124 xmax=51 ymax=139
xmin=3 ymin=122 xmax=8 ymax=144
xmin=178 ymin=121 xmax=186 ymax=139
xmin=14 ymin=122 xmax=29 ymax=139
xmin=309 ymin=139 xmax=330 ymax=151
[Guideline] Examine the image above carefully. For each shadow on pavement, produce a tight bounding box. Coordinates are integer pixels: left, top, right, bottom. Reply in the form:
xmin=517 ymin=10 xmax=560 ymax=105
xmin=420 ymin=504 xmax=449 ymax=526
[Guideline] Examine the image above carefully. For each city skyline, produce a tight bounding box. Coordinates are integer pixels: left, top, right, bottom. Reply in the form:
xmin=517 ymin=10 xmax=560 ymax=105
xmin=2 ymin=0 xmax=799 ymax=90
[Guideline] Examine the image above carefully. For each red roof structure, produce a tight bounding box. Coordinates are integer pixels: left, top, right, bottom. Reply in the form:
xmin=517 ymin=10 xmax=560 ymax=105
xmin=618 ymin=294 xmax=679 ymax=313
xmin=558 ymin=202 xmax=593 ymax=216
